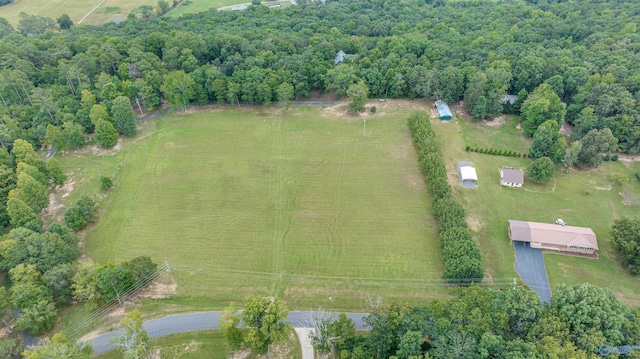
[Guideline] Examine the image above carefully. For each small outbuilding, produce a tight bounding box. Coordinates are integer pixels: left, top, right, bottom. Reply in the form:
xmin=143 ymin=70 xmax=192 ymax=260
xmin=460 ymin=166 xmax=478 ymax=184
xmin=500 ymin=168 xmax=524 ymax=187
xmin=508 ymin=220 xmax=599 ymax=256
xmin=434 ymin=100 xmax=452 ymax=121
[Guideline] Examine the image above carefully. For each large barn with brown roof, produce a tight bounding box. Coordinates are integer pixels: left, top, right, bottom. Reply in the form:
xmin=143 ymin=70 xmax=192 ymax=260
xmin=508 ymin=220 xmax=599 ymax=256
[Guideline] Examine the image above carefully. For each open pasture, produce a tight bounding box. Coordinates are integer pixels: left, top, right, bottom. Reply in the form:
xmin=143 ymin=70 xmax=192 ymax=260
xmin=0 ymin=0 xmax=158 ymax=26
xmin=59 ymin=104 xmax=447 ymax=312
xmin=432 ymin=112 xmax=640 ymax=305
xmin=166 ymin=0 xmax=291 ymax=17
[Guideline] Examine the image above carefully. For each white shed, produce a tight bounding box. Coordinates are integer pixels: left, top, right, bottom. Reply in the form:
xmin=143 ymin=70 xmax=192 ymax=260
xmin=460 ymin=166 xmax=478 ymax=184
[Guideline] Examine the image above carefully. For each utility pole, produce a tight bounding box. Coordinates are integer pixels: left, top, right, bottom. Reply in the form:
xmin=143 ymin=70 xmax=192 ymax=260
xmin=165 ymin=260 xmax=175 ymax=285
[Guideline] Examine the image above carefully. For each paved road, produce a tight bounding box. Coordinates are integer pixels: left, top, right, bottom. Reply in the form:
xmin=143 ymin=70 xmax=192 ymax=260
xmin=88 ymin=311 xmax=368 ymax=355
xmin=513 ymin=241 xmax=551 ymax=302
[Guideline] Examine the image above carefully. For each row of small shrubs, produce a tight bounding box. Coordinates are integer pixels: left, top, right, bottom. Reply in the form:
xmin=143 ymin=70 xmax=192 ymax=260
xmin=603 ymin=153 xmax=619 ymax=161
xmin=466 ymin=146 xmax=525 ymax=158
xmin=408 ymin=112 xmax=484 ymax=284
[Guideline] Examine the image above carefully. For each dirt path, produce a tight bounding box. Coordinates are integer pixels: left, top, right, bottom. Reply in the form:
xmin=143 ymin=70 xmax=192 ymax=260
xmin=78 ymin=0 xmax=107 ymax=24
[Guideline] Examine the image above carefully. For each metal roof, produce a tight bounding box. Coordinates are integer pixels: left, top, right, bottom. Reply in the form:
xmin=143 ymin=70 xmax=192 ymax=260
xmin=508 ymin=220 xmax=599 ymax=250
xmin=435 ymin=100 xmax=452 ymax=119
xmin=460 ymin=166 xmax=477 ymax=181
xmin=501 ymin=169 xmax=524 ymax=184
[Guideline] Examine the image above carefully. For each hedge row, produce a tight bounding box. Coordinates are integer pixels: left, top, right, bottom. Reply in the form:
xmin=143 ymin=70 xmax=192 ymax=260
xmin=466 ymin=146 xmax=525 ymax=158
xmin=408 ymin=112 xmax=484 ymax=284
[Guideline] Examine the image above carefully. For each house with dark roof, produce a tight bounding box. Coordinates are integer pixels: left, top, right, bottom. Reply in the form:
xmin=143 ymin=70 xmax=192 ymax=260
xmin=434 ymin=100 xmax=452 ymax=121
xmin=508 ymin=220 xmax=599 ymax=256
xmin=500 ymin=168 xmax=524 ymax=187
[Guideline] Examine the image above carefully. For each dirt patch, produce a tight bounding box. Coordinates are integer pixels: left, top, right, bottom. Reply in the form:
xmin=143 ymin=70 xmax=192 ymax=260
xmin=616 ymin=153 xmax=640 ymax=162
xmin=45 ymin=179 xmax=76 ymax=222
xmin=149 ymin=349 xmax=162 ymax=359
xmin=594 ymin=185 xmax=612 ymax=191
xmin=446 ymin=163 xmax=461 ymax=188
xmin=467 ymin=216 xmax=484 ymax=232
xmin=482 ymin=115 xmax=505 ymax=128
xmin=230 ymin=349 xmax=253 ymax=359
xmin=90 ymin=137 xmax=123 ymax=156
xmin=557 ymin=209 xmax=575 ymax=213
xmin=132 ymin=280 xmax=178 ymax=299
xmin=560 ymin=122 xmax=573 ymax=136
xmin=621 ymin=188 xmax=639 ymax=206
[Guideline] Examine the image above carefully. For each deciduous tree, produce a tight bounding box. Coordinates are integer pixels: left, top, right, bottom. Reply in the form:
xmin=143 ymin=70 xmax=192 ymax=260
xmin=111 ymin=310 xmax=149 ymax=359
xmin=23 ymin=333 xmax=92 ymax=358
xmin=576 ymin=128 xmax=617 ymax=168
xmin=347 ymin=81 xmax=369 ymax=113
xmin=528 ymin=157 xmax=555 ymax=184
xmin=529 ymin=120 xmax=566 ymax=163
xmin=610 ymin=217 xmax=640 ymax=275
xmin=161 ymin=70 xmax=195 ymax=111
xmin=46 ymin=157 xmax=66 ymax=186
xmin=521 ymin=83 xmax=566 ymax=136
xmin=240 ymin=295 xmax=290 ymax=356
xmin=6 ymin=196 xmax=39 ymax=228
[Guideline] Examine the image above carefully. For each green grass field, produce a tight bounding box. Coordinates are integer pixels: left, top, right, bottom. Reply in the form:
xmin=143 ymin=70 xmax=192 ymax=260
xmin=56 ymin=104 xmax=446 ymax=316
xmin=0 ymin=0 xmax=158 ymax=26
xmin=432 ymin=113 xmax=640 ymax=305
xmin=95 ymin=328 xmax=302 ymax=358
xmin=166 ymin=0 xmax=291 ymax=17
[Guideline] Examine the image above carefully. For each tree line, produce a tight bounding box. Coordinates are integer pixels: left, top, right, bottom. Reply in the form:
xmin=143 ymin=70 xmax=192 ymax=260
xmin=408 ymin=111 xmax=483 ymax=283
xmin=214 ymin=283 xmax=640 ymax=359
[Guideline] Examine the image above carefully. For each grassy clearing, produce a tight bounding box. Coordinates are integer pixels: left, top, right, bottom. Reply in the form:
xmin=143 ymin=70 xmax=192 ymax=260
xmin=56 ymin=103 xmax=445 ymax=321
xmin=166 ymin=0 xmax=291 ymax=17
xmin=0 ymin=0 xmax=158 ymax=26
xmin=95 ymin=328 xmax=302 ymax=358
xmin=432 ymin=112 xmax=640 ymax=304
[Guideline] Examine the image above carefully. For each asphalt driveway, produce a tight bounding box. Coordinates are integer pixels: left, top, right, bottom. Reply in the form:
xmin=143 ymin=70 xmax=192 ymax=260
xmin=513 ymin=241 xmax=552 ymax=302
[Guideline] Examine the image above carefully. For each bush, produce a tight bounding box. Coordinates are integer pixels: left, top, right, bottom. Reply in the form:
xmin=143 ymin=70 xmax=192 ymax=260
xmin=603 ymin=153 xmax=611 ymax=161
xmin=636 ymin=172 xmax=640 ymax=182
xmin=610 ymin=173 xmax=628 ymax=187
xmin=611 ymin=154 xmax=619 ymax=161
xmin=465 ymin=146 xmax=470 ymax=151
xmin=370 ymin=106 xmax=376 ymax=114
xmin=101 ymin=176 xmax=113 ymax=191
xmin=64 ymin=196 xmax=97 ymax=231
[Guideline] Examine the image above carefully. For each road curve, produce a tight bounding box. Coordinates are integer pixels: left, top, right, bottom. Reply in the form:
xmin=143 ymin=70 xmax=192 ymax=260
xmin=88 ymin=311 xmax=368 ymax=355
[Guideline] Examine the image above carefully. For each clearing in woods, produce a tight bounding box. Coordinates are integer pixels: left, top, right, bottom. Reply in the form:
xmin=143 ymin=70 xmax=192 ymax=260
xmin=58 ymin=104 xmax=447 ymax=314
xmin=0 ymin=0 xmax=158 ymax=26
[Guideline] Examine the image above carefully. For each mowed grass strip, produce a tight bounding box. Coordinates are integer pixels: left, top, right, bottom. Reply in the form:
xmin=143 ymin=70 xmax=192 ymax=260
xmin=432 ymin=113 xmax=640 ymax=304
xmin=0 ymin=0 xmax=158 ymax=26
xmin=68 ymin=105 xmax=444 ymax=311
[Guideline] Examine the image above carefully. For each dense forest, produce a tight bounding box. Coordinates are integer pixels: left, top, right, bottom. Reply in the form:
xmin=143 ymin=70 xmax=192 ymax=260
xmin=1 ymin=0 xmax=640 ymax=355
xmin=0 ymin=0 xmax=639 ymax=227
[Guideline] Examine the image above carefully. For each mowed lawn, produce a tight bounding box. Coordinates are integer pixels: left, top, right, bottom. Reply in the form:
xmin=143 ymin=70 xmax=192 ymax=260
xmin=60 ymin=105 xmax=445 ymax=312
xmin=0 ymin=0 xmax=158 ymax=26
xmin=432 ymin=112 xmax=640 ymax=305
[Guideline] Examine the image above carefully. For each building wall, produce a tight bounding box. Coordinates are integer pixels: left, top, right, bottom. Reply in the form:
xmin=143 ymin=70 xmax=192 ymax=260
xmin=501 ymin=180 xmax=522 ymax=187
xmin=540 ymin=243 xmax=596 ymax=255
